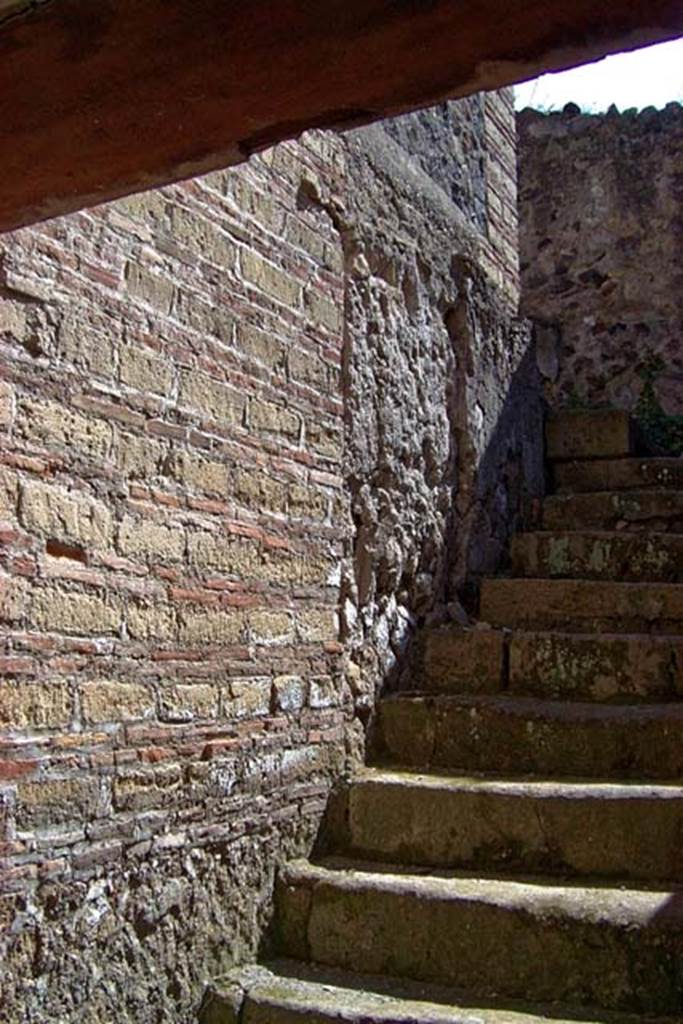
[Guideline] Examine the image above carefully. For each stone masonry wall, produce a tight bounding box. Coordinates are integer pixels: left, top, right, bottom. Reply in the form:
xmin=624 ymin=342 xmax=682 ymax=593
xmin=0 ymin=90 xmax=540 ymax=1022
xmin=341 ymin=92 xmax=543 ymax=695
xmin=518 ymin=103 xmax=683 ymax=449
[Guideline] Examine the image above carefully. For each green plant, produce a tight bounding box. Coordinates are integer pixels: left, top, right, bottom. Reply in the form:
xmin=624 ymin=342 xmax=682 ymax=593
xmin=634 ymin=357 xmax=683 ymax=455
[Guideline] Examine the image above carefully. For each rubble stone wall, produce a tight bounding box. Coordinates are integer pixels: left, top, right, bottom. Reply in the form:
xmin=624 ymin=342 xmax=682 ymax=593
xmin=518 ymin=103 xmax=683 ymax=450
xmin=0 ymin=90 xmax=541 ymax=1022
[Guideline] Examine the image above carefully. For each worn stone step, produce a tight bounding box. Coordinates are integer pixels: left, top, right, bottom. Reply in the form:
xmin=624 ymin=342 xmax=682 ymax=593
xmin=555 ymin=457 xmax=683 ymax=494
xmin=511 ymin=531 xmax=683 ymax=582
xmin=335 ymin=768 xmax=683 ymax=882
xmin=375 ymin=694 xmax=683 ymax=779
xmin=202 ymin=959 xmax=675 ymax=1024
xmin=546 ymin=410 xmax=634 ymax=461
xmin=509 ymin=631 xmax=683 ymax=703
xmin=480 ymin=578 xmax=683 ymax=634
xmin=543 ymin=490 xmax=683 ymax=532
xmin=275 ymin=859 xmax=683 ymax=1014
xmin=420 ymin=626 xmax=505 ymax=694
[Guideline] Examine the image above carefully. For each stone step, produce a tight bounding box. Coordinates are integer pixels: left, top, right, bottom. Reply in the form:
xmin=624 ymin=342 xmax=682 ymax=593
xmin=511 ymin=531 xmax=683 ymax=582
xmin=546 ymin=410 xmax=634 ymax=461
xmin=509 ymin=631 xmax=683 ymax=703
xmin=421 ymin=627 xmax=505 ymax=694
xmin=275 ymin=859 xmax=683 ymax=1014
xmin=555 ymin=457 xmax=683 ymax=494
xmin=543 ymin=490 xmax=683 ymax=532
xmin=202 ymin=959 xmax=675 ymax=1024
xmin=375 ymin=694 xmax=683 ymax=779
xmin=419 ymin=628 xmax=683 ymax=702
xmin=479 ymin=578 xmax=683 ymax=634
xmin=335 ymin=768 xmax=683 ymax=882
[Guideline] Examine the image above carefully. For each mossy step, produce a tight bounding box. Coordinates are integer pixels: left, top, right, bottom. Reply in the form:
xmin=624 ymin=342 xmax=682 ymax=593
xmin=202 ymin=959 xmax=676 ymax=1024
xmin=480 ymin=578 xmax=683 ymax=634
xmin=275 ymin=859 xmax=683 ymax=1015
xmin=543 ymin=490 xmax=683 ymax=532
xmin=331 ymin=767 xmax=683 ymax=882
xmin=546 ymin=410 xmax=634 ymax=461
xmin=508 ymin=631 xmax=683 ymax=703
xmin=555 ymin=457 xmax=683 ymax=494
xmin=375 ymin=694 xmax=683 ymax=779
xmin=511 ymin=531 xmax=683 ymax=582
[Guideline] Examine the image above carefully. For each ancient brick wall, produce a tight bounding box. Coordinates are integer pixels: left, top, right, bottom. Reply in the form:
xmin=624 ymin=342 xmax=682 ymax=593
xmin=518 ymin=103 xmax=683 ymax=449
xmin=0 ymin=92 xmax=540 ymax=1022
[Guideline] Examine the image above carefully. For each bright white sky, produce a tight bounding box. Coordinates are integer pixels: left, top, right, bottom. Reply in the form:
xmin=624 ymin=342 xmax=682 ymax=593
xmin=514 ymin=37 xmax=683 ymax=113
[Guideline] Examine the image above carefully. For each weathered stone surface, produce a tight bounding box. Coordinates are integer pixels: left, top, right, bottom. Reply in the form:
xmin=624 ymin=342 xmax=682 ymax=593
xmin=511 ymin=530 xmax=683 ymax=582
xmin=546 ymin=410 xmax=632 ymax=461
xmin=509 ymin=632 xmax=683 ymax=703
xmin=376 ymin=694 xmax=683 ymax=779
xmin=480 ymin=578 xmax=683 ymax=634
xmin=277 ymin=859 xmax=683 ymax=1014
xmin=343 ymin=768 xmax=683 ymax=881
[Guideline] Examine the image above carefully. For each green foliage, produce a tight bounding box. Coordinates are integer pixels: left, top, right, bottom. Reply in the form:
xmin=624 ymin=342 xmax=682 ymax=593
xmin=634 ymin=358 xmax=683 ymax=456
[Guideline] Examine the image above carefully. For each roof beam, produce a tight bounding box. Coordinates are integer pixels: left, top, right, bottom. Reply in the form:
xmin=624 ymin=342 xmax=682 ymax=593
xmin=0 ymin=0 xmax=681 ymax=232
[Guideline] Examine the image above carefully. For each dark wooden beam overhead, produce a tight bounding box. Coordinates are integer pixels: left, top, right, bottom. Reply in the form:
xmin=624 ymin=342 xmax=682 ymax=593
xmin=0 ymin=0 xmax=681 ymax=232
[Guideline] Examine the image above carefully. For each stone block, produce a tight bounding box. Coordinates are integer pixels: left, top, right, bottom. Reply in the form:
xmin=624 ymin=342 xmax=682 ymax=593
xmin=272 ymin=675 xmax=306 ymax=713
xmin=179 ymin=369 xmax=246 ymax=428
xmin=188 ymin=532 xmax=261 ymax=577
xmin=118 ymin=516 xmax=186 ymax=563
xmin=159 ymin=683 xmax=217 ymax=721
xmin=16 ymin=778 xmax=100 ymax=828
xmin=304 ymin=288 xmax=342 ymax=333
xmin=229 ymin=678 xmax=271 ymax=718
xmin=168 ymin=206 xmax=236 ymax=268
xmin=0 ymin=681 xmax=73 ymax=730
xmin=20 ymin=480 xmax=113 ymax=550
xmin=237 ymin=324 xmax=286 ymax=371
xmin=80 ymin=681 xmax=154 ymax=723
xmin=298 ymin=607 xmax=337 ymax=643
xmin=178 ymin=608 xmax=244 ymax=645
xmin=234 ymin=468 xmax=288 ymax=514
xmin=288 ymin=483 xmax=328 ymax=520
xmin=0 ymin=575 xmax=28 ymax=622
xmin=241 ymin=250 xmax=301 ymax=308
xmin=0 ymin=381 xmax=15 ymax=429
xmin=56 ymin=314 xmax=116 ymax=378
xmin=19 ymin=399 xmax=113 ymax=461
xmin=30 ymin=589 xmax=121 ymax=636
xmin=127 ymin=603 xmax=177 ymax=642
xmin=249 ymin=610 xmax=293 ymax=642
xmin=125 ymin=262 xmax=175 ymax=314
xmin=250 ymin=398 xmax=301 ymax=441
xmin=114 ymin=430 xmax=166 ymax=478
xmin=119 ymin=345 xmax=174 ymax=395
xmin=167 ymin=451 xmax=229 ymax=496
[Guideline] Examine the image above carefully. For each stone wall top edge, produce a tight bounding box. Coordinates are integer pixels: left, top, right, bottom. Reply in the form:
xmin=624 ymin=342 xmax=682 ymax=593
xmin=517 ymin=99 xmax=682 ymax=134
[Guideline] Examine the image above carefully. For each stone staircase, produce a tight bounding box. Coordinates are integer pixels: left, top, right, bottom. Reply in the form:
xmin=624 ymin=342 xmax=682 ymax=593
xmin=202 ymin=409 xmax=683 ymax=1024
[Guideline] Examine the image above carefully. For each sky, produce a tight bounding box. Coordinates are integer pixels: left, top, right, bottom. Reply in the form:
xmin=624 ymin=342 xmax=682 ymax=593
xmin=514 ymin=37 xmax=683 ymax=113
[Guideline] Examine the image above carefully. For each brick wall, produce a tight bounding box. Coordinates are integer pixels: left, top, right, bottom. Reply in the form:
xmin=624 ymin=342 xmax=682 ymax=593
xmin=0 ymin=93 xmax=532 ymax=1022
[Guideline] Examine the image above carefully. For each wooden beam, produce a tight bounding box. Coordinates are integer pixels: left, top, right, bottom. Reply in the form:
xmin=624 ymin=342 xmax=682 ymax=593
xmin=0 ymin=0 xmax=681 ymax=232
